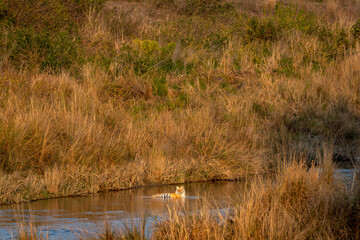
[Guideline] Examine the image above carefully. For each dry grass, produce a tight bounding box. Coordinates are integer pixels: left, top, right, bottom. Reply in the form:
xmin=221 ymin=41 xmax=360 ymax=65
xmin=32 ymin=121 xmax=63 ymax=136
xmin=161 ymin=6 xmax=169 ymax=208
xmin=152 ymin=153 xmax=360 ymax=240
xmin=0 ymin=0 xmax=360 ymax=204
xmin=26 ymin=149 xmax=355 ymax=239
xmin=13 ymin=223 xmax=46 ymax=240
xmin=10 ymin=154 xmax=359 ymax=239
xmin=0 ymin=67 xmax=266 ymax=204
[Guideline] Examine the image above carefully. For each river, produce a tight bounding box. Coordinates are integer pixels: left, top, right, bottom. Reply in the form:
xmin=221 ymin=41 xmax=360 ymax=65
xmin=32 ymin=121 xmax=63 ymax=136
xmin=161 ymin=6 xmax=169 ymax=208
xmin=0 ymin=168 xmax=357 ymax=239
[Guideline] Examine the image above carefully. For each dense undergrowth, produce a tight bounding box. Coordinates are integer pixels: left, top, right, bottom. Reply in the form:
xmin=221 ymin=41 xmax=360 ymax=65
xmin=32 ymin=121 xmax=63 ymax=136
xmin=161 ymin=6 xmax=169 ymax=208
xmin=0 ymin=0 xmax=360 ymax=204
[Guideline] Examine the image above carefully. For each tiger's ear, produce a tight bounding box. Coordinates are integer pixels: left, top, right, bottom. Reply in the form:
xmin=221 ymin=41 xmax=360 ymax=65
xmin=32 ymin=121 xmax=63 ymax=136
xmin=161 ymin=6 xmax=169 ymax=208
xmin=176 ymin=186 xmax=179 ymax=189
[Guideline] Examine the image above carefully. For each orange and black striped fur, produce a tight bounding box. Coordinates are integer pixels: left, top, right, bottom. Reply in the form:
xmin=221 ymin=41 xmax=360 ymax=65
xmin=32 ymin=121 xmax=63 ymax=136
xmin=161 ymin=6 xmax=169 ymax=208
xmin=152 ymin=186 xmax=186 ymax=198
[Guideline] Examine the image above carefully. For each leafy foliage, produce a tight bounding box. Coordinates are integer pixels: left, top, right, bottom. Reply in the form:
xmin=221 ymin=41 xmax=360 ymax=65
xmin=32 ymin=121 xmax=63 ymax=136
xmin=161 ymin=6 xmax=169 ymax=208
xmin=243 ymin=17 xmax=279 ymax=43
xmin=0 ymin=0 xmax=105 ymax=73
xmin=351 ymin=19 xmax=360 ymax=40
xmin=8 ymin=28 xmax=83 ymax=72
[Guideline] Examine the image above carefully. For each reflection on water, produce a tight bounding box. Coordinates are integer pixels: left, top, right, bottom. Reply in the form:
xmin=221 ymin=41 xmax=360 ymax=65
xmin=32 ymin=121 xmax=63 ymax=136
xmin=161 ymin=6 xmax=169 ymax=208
xmin=0 ymin=181 xmax=248 ymax=239
xmin=0 ymin=168 xmax=357 ymax=239
xmin=334 ymin=168 xmax=358 ymax=182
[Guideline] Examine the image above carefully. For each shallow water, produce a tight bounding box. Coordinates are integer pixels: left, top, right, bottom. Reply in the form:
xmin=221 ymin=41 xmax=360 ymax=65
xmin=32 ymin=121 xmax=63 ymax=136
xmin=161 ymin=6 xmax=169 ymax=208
xmin=0 ymin=168 xmax=357 ymax=239
xmin=0 ymin=181 xmax=248 ymax=239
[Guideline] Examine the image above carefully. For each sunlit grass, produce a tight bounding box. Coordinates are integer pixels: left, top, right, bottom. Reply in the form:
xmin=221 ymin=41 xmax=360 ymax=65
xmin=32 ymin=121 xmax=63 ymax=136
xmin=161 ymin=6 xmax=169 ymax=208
xmin=11 ymin=150 xmax=359 ymax=239
xmin=0 ymin=0 xmax=359 ymax=204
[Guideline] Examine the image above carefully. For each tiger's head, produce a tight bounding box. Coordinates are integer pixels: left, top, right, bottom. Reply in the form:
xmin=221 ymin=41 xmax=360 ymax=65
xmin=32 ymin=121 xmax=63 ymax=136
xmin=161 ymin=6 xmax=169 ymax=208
xmin=176 ymin=186 xmax=186 ymax=197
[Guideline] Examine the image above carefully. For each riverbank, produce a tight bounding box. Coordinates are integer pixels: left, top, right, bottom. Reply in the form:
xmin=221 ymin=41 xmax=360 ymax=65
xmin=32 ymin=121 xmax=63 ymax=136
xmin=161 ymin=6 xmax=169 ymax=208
xmin=12 ymin=155 xmax=360 ymax=239
xmin=0 ymin=0 xmax=360 ymax=204
xmin=151 ymin=160 xmax=360 ymax=240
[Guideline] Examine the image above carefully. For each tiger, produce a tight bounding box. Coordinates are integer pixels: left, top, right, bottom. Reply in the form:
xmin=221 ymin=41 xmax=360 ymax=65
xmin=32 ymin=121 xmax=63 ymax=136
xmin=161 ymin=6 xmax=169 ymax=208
xmin=152 ymin=186 xmax=186 ymax=198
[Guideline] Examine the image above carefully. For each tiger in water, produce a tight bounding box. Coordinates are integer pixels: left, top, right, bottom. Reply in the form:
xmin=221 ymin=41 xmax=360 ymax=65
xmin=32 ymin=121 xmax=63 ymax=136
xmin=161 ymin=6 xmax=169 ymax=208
xmin=152 ymin=186 xmax=186 ymax=198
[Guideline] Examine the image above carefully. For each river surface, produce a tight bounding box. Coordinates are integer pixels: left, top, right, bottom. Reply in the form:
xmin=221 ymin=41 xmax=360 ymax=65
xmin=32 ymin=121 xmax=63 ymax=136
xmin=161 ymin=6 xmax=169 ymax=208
xmin=0 ymin=181 xmax=248 ymax=239
xmin=0 ymin=169 xmax=357 ymax=239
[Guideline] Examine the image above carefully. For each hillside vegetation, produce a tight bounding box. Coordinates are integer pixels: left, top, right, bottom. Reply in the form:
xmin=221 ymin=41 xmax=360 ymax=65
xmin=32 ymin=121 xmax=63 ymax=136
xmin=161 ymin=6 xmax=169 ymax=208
xmin=0 ymin=0 xmax=360 ymax=204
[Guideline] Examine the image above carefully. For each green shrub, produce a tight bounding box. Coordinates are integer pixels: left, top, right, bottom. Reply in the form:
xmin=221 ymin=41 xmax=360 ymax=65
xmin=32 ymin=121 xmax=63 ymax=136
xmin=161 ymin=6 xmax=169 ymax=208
xmin=275 ymin=3 xmax=318 ymax=35
xmin=252 ymin=102 xmax=273 ymax=118
xmin=163 ymin=91 xmax=189 ymax=110
xmin=236 ymin=42 xmax=272 ymax=70
xmin=238 ymin=4 xmax=319 ymax=44
xmin=303 ymin=55 xmax=322 ymax=72
xmin=243 ymin=17 xmax=279 ymax=43
xmin=4 ymin=0 xmax=71 ymax=32
xmin=351 ymin=19 xmax=360 ymax=40
xmin=158 ymin=0 xmax=236 ymax=16
xmin=319 ymin=28 xmax=350 ymax=61
xmin=0 ymin=0 xmax=107 ymax=72
xmin=203 ymin=33 xmax=229 ymax=50
xmin=2 ymin=0 xmax=105 ymax=30
xmin=152 ymin=75 xmax=168 ymax=97
xmin=134 ymin=39 xmax=160 ymax=56
xmin=274 ymin=56 xmax=296 ymax=77
xmin=8 ymin=28 xmax=83 ymax=72
xmin=335 ymin=29 xmax=350 ymax=49
xmin=116 ymin=40 xmax=183 ymax=75
xmin=0 ymin=0 xmax=7 ymax=20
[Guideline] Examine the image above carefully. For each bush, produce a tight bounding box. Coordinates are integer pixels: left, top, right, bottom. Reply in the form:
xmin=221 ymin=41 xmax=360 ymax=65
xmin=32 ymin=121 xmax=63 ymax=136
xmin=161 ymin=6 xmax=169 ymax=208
xmin=275 ymin=3 xmax=319 ymax=35
xmin=319 ymin=28 xmax=350 ymax=61
xmin=2 ymin=0 xmax=105 ymax=30
xmin=115 ymin=40 xmax=181 ymax=76
xmin=252 ymin=102 xmax=273 ymax=118
xmin=274 ymin=56 xmax=296 ymax=77
xmin=157 ymin=0 xmax=235 ymax=16
xmin=243 ymin=17 xmax=279 ymax=43
xmin=0 ymin=0 xmax=7 ymax=20
xmin=351 ymin=19 xmax=360 ymax=40
xmin=203 ymin=32 xmax=229 ymax=50
xmin=0 ymin=0 xmax=106 ymax=72
xmin=152 ymin=75 xmax=168 ymax=97
xmin=8 ymin=28 xmax=83 ymax=72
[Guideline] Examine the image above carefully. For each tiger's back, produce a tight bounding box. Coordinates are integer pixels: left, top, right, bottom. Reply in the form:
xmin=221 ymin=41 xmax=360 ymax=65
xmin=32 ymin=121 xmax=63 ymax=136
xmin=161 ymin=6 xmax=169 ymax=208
xmin=152 ymin=193 xmax=181 ymax=198
xmin=152 ymin=186 xmax=185 ymax=198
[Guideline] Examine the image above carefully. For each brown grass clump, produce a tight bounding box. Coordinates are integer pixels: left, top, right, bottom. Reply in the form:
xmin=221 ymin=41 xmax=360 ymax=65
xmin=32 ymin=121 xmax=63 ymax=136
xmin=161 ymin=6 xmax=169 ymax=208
xmin=76 ymin=220 xmax=148 ymax=240
xmin=14 ymin=223 xmax=46 ymax=240
xmin=153 ymin=155 xmax=360 ymax=240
